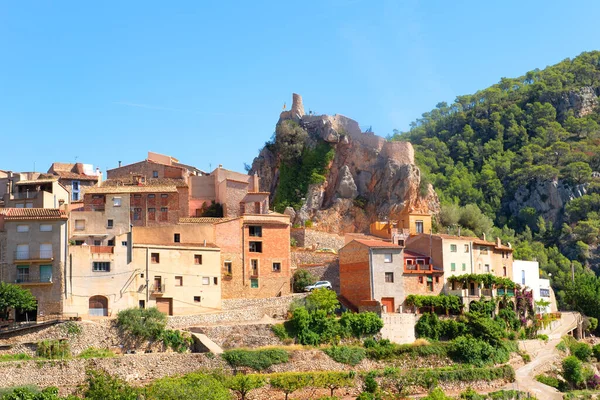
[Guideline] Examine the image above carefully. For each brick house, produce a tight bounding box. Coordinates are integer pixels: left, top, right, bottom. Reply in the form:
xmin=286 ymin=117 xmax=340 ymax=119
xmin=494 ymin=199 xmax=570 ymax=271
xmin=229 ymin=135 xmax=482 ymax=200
xmin=0 ymin=208 xmax=68 ymax=320
xmin=47 ymin=162 xmax=102 ymax=202
xmin=339 ymin=239 xmax=443 ymax=314
xmin=106 ymin=151 xmax=204 ymax=182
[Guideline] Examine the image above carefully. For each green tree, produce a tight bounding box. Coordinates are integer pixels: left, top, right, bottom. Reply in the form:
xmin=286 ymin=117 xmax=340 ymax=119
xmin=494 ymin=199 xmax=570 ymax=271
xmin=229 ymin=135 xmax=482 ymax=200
xmin=292 ymin=270 xmax=316 ymax=293
xmin=269 ymin=373 xmax=312 ymax=400
xmin=0 ymin=282 xmax=37 ymax=320
xmin=306 ymin=288 xmax=339 ymax=315
xmin=314 ymin=372 xmax=355 ymax=397
xmin=116 ymin=307 xmax=167 ymax=340
xmin=562 ymin=356 xmax=584 ymax=389
xmin=147 ymin=372 xmax=231 ymax=400
xmin=82 ymin=370 xmax=139 ymax=400
xmin=224 ymin=374 xmax=265 ymax=400
xmin=562 ymin=162 xmax=593 ymax=184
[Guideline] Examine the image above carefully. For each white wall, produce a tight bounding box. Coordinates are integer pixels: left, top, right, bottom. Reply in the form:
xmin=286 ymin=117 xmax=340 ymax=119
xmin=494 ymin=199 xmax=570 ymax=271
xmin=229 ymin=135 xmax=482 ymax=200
xmin=513 ymin=260 xmax=553 ymax=314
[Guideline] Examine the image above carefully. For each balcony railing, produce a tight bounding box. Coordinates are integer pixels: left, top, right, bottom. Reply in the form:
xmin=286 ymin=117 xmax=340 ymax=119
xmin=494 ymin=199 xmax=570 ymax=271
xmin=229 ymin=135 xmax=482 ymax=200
xmin=12 ymin=192 xmax=39 ymax=200
xmin=404 ymin=263 xmax=436 ymax=273
xmin=15 ymin=277 xmax=53 ymax=285
xmin=14 ymin=250 xmax=53 ymax=261
xmin=91 ymin=246 xmax=114 ymax=254
xmin=151 ymin=281 xmax=166 ymax=294
xmin=497 ymin=288 xmax=515 ymax=297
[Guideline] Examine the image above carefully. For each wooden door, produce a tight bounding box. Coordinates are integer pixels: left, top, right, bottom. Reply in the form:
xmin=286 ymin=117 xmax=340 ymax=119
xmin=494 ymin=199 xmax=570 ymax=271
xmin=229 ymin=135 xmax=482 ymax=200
xmin=156 ymin=298 xmax=172 ymax=315
xmin=381 ymin=297 xmax=395 ymax=313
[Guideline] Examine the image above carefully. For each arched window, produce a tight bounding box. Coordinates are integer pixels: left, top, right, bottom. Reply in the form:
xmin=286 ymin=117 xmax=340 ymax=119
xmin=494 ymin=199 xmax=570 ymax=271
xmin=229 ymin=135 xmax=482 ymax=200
xmin=89 ymin=295 xmax=108 ymax=316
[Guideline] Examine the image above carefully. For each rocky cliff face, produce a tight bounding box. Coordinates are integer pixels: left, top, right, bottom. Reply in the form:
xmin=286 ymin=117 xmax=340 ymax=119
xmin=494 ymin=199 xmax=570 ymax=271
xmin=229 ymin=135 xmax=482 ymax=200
xmin=544 ymin=86 xmax=600 ymax=119
xmin=251 ymin=94 xmax=439 ymax=233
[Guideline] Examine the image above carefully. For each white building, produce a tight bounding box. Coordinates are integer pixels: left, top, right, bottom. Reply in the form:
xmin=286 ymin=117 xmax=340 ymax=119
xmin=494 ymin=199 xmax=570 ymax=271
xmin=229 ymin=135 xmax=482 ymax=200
xmin=513 ymin=260 xmax=556 ymax=314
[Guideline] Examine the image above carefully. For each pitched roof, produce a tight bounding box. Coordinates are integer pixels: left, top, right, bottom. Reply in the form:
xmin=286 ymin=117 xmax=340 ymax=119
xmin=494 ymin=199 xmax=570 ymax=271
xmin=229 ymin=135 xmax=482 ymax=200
xmin=85 ymin=185 xmax=178 ymax=194
xmin=0 ymin=208 xmax=67 ymax=220
xmin=352 ymin=239 xmax=401 ymax=249
xmin=53 ymin=171 xmax=99 ymax=181
xmin=404 ymin=250 xmax=429 ymax=258
xmin=412 ymin=233 xmax=513 ymax=251
xmin=102 ymin=177 xmax=188 ymax=188
xmin=15 ymin=178 xmax=58 ymax=185
xmin=179 ymin=217 xmax=234 ymax=224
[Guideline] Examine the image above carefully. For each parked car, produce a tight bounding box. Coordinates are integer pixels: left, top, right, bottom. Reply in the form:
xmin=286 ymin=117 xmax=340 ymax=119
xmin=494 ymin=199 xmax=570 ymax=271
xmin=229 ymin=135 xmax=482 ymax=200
xmin=304 ymin=281 xmax=333 ymax=291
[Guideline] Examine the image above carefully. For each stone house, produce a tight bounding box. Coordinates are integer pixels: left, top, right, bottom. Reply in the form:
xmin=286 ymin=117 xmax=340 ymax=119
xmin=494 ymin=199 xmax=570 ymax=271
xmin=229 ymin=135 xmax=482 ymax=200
xmin=64 ymin=224 xmax=221 ymax=317
xmin=47 ymin=162 xmax=102 ymax=202
xmin=0 ymin=208 xmax=68 ymax=321
xmin=339 ymin=239 xmax=443 ymax=313
xmin=369 ymin=210 xmax=433 ymax=246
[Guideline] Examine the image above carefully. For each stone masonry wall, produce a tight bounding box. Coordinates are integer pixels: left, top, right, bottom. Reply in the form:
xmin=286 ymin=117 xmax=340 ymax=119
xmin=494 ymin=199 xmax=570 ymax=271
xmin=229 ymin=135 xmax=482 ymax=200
xmin=296 ymin=261 xmax=340 ymax=293
xmin=292 ymin=249 xmax=338 ymax=268
xmin=291 ymin=228 xmax=345 ymax=250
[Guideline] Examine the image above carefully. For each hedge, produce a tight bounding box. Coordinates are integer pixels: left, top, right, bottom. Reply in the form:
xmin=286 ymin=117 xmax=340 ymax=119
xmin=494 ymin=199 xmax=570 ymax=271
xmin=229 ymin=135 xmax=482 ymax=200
xmin=222 ymin=348 xmax=289 ymax=371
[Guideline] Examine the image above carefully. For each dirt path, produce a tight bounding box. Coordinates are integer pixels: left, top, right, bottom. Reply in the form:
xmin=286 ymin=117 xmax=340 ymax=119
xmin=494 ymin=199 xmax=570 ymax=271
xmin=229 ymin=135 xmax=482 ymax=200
xmin=504 ymin=312 xmax=577 ymax=399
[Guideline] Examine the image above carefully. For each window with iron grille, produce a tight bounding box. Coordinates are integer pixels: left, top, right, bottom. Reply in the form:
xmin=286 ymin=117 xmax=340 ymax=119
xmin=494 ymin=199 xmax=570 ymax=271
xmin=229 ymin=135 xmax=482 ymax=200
xmin=92 ymin=262 xmax=110 ymax=272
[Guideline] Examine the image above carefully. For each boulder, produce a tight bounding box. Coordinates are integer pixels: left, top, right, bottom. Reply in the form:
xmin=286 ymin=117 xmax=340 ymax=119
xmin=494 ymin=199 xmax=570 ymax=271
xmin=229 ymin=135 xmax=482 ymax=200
xmin=336 ymin=165 xmax=358 ymax=199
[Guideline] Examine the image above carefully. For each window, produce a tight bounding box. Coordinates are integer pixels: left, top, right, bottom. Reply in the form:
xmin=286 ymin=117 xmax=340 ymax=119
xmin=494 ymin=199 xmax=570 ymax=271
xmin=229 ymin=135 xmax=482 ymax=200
xmin=92 ymin=262 xmax=110 ymax=272
xmin=40 ymin=265 xmax=52 ymax=283
xmin=17 ymin=225 xmax=29 ymax=233
xmin=153 ymin=171 xmax=159 ymax=178
xmin=484 ymin=264 xmax=490 ymax=273
xmin=151 ymin=253 xmax=160 ymax=263
xmin=385 ymin=272 xmax=394 ymax=283
xmin=451 ymin=263 xmax=456 ymax=271
xmin=202 ymin=277 xmax=210 ymax=285
xmin=540 ymin=288 xmax=550 ymax=297
xmin=160 ymin=207 xmax=168 ymax=212
xmin=416 ymin=259 xmax=425 ymax=265
xmin=161 ymin=194 xmax=168 ymax=198
xmin=72 ymin=181 xmax=80 ymax=191
xmin=139 ymin=300 xmax=145 ymax=308
xmin=107 ymin=219 xmax=114 ymax=228
xmin=134 ymin=194 xmax=142 ymax=199
xmin=435 ymin=276 xmax=440 ymax=283
xmin=40 ymin=224 xmax=52 ymax=232
xmin=521 ymin=270 xmax=525 ymax=285
xmin=479 ymin=246 xmax=489 ymax=255
xmin=121 ymin=241 xmax=127 ymax=246
xmin=427 ymin=276 xmax=434 ymax=291
xmin=194 ymin=254 xmax=202 ymax=264
xmin=384 ymin=254 xmax=393 ymax=263
xmin=148 ymin=194 xmax=156 ymax=199
xmin=249 ymin=226 xmax=262 ymax=237
xmin=224 ymin=262 xmax=232 ymax=274
xmin=272 ymin=262 xmax=281 ymax=272
xmin=25 ymin=202 xmax=33 ymax=208
xmin=15 ymin=203 xmax=24 ymax=208
xmin=213 ymin=277 xmax=218 ymax=285
xmin=107 ymin=239 xmax=115 ymax=246
xmin=75 ymin=220 xmax=85 ymax=231
xmin=134 ymin=208 xmax=142 ymax=220
xmin=175 ymin=276 xmax=183 ymax=286
xmin=16 ymin=266 xmax=29 ymax=283
xmin=462 ymin=263 xmax=466 ymax=271
xmin=415 ymin=220 xmax=424 ymax=234
xmin=148 ymin=208 xmax=156 ymax=213
xmin=503 ymin=266 xmax=507 ymax=276
xmin=418 ymin=276 xmax=423 ymax=284
xmin=450 ymin=244 xmax=457 ymax=252
xmin=464 ymin=244 xmax=469 ymax=252
xmin=74 ymin=240 xmax=84 ymax=246
xmin=113 ymin=197 xmax=121 ymax=207
xmin=194 ymin=296 xmax=201 ymax=303
xmin=250 ymin=278 xmax=259 ymax=288
xmin=40 ymin=243 xmax=52 ymax=258
xmin=94 ymin=240 xmax=101 ymax=246
xmin=174 ymin=233 xmax=180 ymax=243
xmin=72 ymin=192 xmax=80 ymax=201
xmin=16 ymin=244 xmax=29 ymax=260
xmin=249 ymin=241 xmax=262 ymax=253
xmin=398 ymin=239 xmax=405 ymax=247
xmin=250 ymin=259 xmax=259 ymax=276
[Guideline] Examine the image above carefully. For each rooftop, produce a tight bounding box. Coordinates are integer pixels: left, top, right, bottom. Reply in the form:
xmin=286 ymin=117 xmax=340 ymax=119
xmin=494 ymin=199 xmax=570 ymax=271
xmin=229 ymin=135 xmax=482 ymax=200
xmin=15 ymin=178 xmax=58 ymax=185
xmin=0 ymin=208 xmax=67 ymax=220
xmin=352 ymin=238 xmax=401 ymax=249
xmin=133 ymin=242 xmax=219 ymax=249
xmin=86 ymin=185 xmax=178 ymax=194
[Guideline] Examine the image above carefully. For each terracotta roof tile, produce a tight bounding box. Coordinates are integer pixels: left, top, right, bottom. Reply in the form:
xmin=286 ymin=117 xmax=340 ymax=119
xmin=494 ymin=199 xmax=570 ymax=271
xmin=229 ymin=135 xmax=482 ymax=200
xmin=15 ymin=178 xmax=59 ymax=185
xmin=353 ymin=239 xmax=401 ymax=248
xmin=0 ymin=208 xmax=67 ymax=220
xmin=404 ymin=250 xmax=428 ymax=258
xmin=85 ymin=185 xmax=178 ymax=194
xmin=179 ymin=217 xmax=235 ymax=224
xmin=53 ymin=171 xmax=99 ymax=181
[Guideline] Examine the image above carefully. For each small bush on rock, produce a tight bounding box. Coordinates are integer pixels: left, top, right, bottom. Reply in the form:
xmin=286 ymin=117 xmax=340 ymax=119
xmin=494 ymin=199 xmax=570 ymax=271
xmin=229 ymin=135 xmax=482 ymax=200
xmin=323 ymin=346 xmax=366 ymax=366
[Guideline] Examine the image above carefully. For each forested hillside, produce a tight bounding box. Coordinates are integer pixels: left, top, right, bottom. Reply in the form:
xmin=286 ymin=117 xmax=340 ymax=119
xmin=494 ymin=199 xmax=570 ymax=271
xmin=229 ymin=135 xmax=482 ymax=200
xmin=393 ymin=51 xmax=600 ymax=315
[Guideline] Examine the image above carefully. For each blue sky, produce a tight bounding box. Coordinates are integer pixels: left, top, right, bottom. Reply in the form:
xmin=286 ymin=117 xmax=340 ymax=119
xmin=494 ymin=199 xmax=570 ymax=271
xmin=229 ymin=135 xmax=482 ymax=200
xmin=1 ymin=0 xmax=599 ymax=174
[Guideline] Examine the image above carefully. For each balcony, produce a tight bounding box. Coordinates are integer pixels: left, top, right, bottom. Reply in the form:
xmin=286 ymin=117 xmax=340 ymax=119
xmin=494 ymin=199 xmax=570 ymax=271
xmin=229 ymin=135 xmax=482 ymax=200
xmin=151 ymin=280 xmax=166 ymax=295
xmin=15 ymin=277 xmax=53 ymax=285
xmin=448 ymin=287 xmax=495 ymax=299
xmin=14 ymin=250 xmax=53 ymax=263
xmin=497 ymin=288 xmax=515 ymax=297
xmin=404 ymin=263 xmax=437 ymax=274
xmin=91 ymin=246 xmax=114 ymax=254
xmin=12 ymin=192 xmax=39 ymax=200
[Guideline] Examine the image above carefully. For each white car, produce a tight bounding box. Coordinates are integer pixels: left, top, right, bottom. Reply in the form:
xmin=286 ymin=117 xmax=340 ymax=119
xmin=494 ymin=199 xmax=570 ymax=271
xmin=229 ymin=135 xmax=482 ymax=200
xmin=304 ymin=281 xmax=333 ymax=291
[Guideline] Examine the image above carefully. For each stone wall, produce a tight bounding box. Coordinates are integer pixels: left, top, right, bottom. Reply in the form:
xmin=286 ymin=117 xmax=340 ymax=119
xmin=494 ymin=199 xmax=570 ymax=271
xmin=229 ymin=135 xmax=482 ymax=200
xmin=291 ymin=228 xmax=345 ymax=250
xmin=292 ymin=249 xmax=338 ymax=268
xmin=190 ymin=323 xmax=283 ymax=349
xmin=380 ymin=313 xmax=417 ymax=344
xmin=296 ymin=261 xmax=340 ymax=293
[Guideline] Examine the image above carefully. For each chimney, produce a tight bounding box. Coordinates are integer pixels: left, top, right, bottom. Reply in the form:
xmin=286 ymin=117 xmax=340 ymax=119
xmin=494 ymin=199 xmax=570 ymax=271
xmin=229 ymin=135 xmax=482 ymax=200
xmin=458 ymin=227 xmax=461 ymax=237
xmin=218 ymin=164 xmax=223 ymax=169
xmin=96 ymin=168 xmax=103 ymax=185
xmin=253 ymin=172 xmax=259 ymax=193
xmin=203 ymin=239 xmax=207 ymax=247
xmin=496 ymin=237 xmax=501 ymax=247
xmin=482 ymin=233 xmax=486 ymax=241
xmin=118 ymin=161 xmax=122 ymax=168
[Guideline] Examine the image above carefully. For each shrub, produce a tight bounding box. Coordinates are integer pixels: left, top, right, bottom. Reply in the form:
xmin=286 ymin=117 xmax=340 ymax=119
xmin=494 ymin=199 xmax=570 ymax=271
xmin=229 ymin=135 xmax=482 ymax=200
xmin=536 ymin=334 xmax=549 ymax=342
xmin=304 ymin=220 xmax=313 ymax=228
xmin=448 ymin=336 xmax=510 ymax=366
xmin=570 ymin=342 xmax=592 ymax=362
xmin=0 ymin=353 xmax=32 ymax=362
xmin=306 ymin=289 xmax=339 ymax=315
xmin=161 ymin=329 xmax=192 ymax=353
xmin=362 ymin=372 xmax=378 ymax=393
xmin=78 ymin=347 xmax=115 ymax=359
xmin=36 ymin=340 xmax=70 ymax=359
xmin=271 ymin=324 xmax=289 ymax=340
xmin=222 ymin=348 xmax=289 ymax=371
xmin=292 ymin=270 xmax=316 ymax=293
xmin=562 ymin=356 xmax=584 ymax=388
xmin=593 ymin=343 xmax=600 ymax=360
xmin=83 ymin=369 xmax=139 ymax=400
xmin=62 ymin=321 xmax=82 ymax=336
xmin=556 ymin=340 xmax=568 ymax=352
xmin=535 ymin=374 xmax=568 ymax=391
xmin=147 ymin=371 xmax=230 ymax=400
xmin=0 ymin=386 xmax=64 ymax=400
xmin=424 ymin=387 xmax=453 ymax=400
xmin=415 ymin=313 xmax=442 ymax=340
xmin=323 ymin=346 xmax=366 ymax=366
xmin=116 ymin=307 xmax=167 ymax=340
xmin=339 ymin=312 xmax=383 ymax=338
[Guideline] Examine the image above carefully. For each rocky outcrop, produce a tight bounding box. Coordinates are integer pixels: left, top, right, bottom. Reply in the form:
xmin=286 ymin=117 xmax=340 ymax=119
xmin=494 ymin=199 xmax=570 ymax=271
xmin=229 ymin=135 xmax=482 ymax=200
xmin=251 ymin=94 xmax=439 ymax=233
xmin=547 ymin=86 xmax=600 ymax=119
xmin=508 ymin=179 xmax=588 ymax=223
